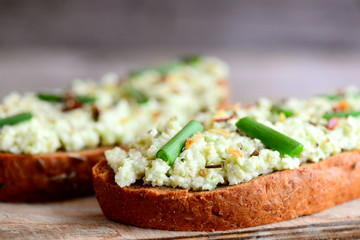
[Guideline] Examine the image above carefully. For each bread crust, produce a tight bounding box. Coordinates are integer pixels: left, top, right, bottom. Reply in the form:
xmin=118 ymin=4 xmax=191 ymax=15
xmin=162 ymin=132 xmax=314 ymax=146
xmin=0 ymin=147 xmax=110 ymax=202
xmin=93 ymin=151 xmax=360 ymax=231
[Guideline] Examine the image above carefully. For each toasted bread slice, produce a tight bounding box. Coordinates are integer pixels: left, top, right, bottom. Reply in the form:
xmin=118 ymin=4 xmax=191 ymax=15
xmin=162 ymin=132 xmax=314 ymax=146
xmin=0 ymin=96 xmax=229 ymax=203
xmin=0 ymin=147 xmax=111 ymax=202
xmin=93 ymin=151 xmax=360 ymax=231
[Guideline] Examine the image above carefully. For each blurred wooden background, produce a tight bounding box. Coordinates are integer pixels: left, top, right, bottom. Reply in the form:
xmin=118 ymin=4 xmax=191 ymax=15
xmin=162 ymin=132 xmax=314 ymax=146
xmin=0 ymin=0 xmax=359 ymax=103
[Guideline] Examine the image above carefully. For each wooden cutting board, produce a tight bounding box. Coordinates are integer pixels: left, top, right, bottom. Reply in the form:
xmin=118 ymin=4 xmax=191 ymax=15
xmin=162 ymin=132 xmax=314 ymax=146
xmin=0 ymin=197 xmax=359 ymax=240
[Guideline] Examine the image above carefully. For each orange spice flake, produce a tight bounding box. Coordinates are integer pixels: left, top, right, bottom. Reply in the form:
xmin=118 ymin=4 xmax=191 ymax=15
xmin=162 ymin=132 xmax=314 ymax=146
xmin=152 ymin=111 xmax=160 ymax=119
xmin=333 ymin=100 xmax=349 ymax=112
xmin=218 ymin=79 xmax=227 ymax=87
xmin=227 ymin=148 xmax=244 ymax=158
xmin=185 ymin=138 xmax=195 ymax=150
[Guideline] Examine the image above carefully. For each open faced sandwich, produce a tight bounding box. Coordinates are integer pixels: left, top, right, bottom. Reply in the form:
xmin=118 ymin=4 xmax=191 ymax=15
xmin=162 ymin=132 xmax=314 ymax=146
xmin=94 ymin=87 xmax=360 ymax=231
xmin=0 ymin=56 xmax=229 ymax=202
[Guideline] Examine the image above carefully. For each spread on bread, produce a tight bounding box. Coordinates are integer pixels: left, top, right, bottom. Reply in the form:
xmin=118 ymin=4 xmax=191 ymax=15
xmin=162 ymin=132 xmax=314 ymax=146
xmin=0 ymin=56 xmax=228 ymax=155
xmin=105 ymin=86 xmax=360 ymax=191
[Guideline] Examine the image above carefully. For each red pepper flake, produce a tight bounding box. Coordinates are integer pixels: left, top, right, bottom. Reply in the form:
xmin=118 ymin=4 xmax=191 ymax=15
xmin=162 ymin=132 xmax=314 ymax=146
xmin=326 ymin=117 xmax=339 ymax=130
xmin=212 ymin=112 xmax=237 ymax=122
xmin=250 ymin=149 xmax=260 ymax=157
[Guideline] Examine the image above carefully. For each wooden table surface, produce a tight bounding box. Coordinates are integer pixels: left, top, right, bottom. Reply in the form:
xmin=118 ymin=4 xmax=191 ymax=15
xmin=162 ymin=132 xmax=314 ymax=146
xmin=1 ymin=196 xmax=359 ymax=240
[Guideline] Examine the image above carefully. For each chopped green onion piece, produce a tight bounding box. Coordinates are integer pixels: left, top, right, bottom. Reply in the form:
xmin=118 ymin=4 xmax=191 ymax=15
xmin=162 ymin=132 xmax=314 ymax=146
xmin=181 ymin=55 xmax=202 ymax=65
xmin=37 ymin=93 xmax=63 ymax=102
xmin=322 ymin=93 xmax=360 ymax=101
xmin=37 ymin=93 xmax=96 ymax=104
xmin=0 ymin=112 xmax=33 ymax=127
xmin=323 ymin=111 xmax=360 ymax=120
xmin=271 ymin=105 xmax=294 ymax=117
xmin=156 ymin=62 xmax=180 ymax=74
xmin=75 ymin=95 xmax=96 ymax=104
xmin=236 ymin=117 xmax=303 ymax=157
xmin=129 ymin=56 xmax=202 ymax=78
xmin=124 ymin=84 xmax=149 ymax=104
xmin=129 ymin=69 xmax=146 ymax=78
xmin=156 ymin=120 xmax=204 ymax=165
xmin=324 ymin=94 xmax=342 ymax=101
xmin=129 ymin=62 xmax=180 ymax=78
xmin=279 ymin=109 xmax=294 ymax=117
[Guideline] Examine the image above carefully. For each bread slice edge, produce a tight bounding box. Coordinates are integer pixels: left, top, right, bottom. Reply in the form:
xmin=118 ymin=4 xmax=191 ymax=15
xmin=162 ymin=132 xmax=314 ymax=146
xmin=93 ymin=150 xmax=360 ymax=231
xmin=0 ymin=147 xmax=111 ymax=202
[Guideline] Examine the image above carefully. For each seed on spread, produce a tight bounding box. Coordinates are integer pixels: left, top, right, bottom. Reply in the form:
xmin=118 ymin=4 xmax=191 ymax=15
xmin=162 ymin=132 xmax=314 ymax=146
xmin=278 ymin=112 xmax=286 ymax=122
xmin=208 ymin=129 xmax=230 ymax=135
xmin=215 ymin=110 xmax=227 ymax=118
xmin=185 ymin=138 xmax=195 ymax=150
xmin=198 ymin=169 xmax=207 ymax=177
xmin=120 ymin=117 xmax=130 ymax=124
xmin=327 ymin=117 xmax=339 ymax=130
xmin=231 ymin=103 xmax=241 ymax=111
xmin=227 ymin=148 xmax=244 ymax=158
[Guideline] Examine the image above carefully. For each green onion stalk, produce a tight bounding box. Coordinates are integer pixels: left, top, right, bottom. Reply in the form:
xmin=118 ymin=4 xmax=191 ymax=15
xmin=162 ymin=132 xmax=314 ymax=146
xmin=236 ymin=117 xmax=303 ymax=157
xmin=156 ymin=120 xmax=204 ymax=165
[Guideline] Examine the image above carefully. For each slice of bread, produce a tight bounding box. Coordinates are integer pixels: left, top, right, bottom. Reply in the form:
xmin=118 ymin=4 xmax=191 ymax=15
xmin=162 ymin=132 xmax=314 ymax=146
xmin=93 ymin=151 xmax=360 ymax=231
xmin=0 ymin=90 xmax=229 ymax=203
xmin=0 ymin=147 xmax=111 ymax=202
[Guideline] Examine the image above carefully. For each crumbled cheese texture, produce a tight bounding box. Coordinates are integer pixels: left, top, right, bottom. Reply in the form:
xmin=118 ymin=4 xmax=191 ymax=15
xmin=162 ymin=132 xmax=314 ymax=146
xmin=106 ymin=86 xmax=360 ymax=191
xmin=0 ymin=57 xmax=229 ymax=154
